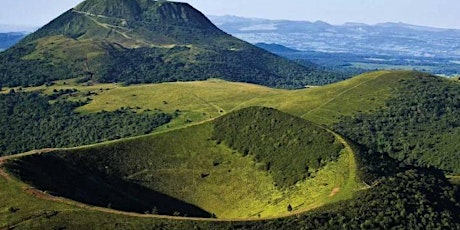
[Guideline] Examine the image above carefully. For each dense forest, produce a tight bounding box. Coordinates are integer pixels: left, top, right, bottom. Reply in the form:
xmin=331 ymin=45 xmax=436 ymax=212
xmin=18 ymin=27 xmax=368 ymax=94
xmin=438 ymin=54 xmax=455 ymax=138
xmin=212 ymin=107 xmax=344 ymax=188
xmin=334 ymin=73 xmax=460 ymax=174
xmin=0 ymin=42 xmax=76 ymax=87
xmin=0 ymin=39 xmax=339 ymax=89
xmin=0 ymin=91 xmax=172 ymax=156
xmin=101 ymin=45 xmax=339 ymax=89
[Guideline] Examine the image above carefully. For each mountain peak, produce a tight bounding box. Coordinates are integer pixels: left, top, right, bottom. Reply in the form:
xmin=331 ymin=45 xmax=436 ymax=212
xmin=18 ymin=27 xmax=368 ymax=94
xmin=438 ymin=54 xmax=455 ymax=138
xmin=21 ymin=0 xmax=220 ymax=47
xmin=0 ymin=0 xmax=324 ymax=89
xmin=75 ymin=0 xmax=142 ymax=20
xmin=74 ymin=0 xmax=213 ymax=28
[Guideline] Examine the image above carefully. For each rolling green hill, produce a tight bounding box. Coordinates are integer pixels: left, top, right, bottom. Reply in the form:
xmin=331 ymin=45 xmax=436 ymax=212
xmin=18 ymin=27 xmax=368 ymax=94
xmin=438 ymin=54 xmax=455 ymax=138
xmin=0 ymin=0 xmax=332 ymax=88
xmin=3 ymin=107 xmax=357 ymax=219
xmin=74 ymin=70 xmax=409 ymax=126
xmin=0 ymin=71 xmax=416 ymax=156
xmin=0 ymin=71 xmax=459 ymax=229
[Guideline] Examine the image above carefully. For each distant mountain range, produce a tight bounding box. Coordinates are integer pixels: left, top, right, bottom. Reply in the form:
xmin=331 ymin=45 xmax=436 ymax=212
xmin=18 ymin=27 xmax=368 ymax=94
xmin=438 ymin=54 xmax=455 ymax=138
xmin=0 ymin=32 xmax=27 ymax=51
xmin=209 ymin=15 xmax=460 ymax=58
xmin=0 ymin=24 xmax=37 ymax=33
xmin=2 ymin=13 xmax=458 ymax=77
xmin=0 ymin=25 xmax=35 ymax=51
xmin=209 ymin=15 xmax=460 ymax=76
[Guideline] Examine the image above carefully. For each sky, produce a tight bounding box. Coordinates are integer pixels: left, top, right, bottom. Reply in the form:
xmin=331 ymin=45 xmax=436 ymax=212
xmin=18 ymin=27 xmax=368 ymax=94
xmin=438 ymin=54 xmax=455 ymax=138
xmin=0 ymin=0 xmax=459 ymax=30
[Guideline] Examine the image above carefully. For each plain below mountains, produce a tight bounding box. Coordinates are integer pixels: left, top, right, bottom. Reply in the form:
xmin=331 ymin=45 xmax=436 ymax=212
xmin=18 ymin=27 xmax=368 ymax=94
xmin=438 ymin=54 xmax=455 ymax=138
xmin=211 ymin=15 xmax=460 ymax=77
xmin=0 ymin=32 xmax=27 ymax=51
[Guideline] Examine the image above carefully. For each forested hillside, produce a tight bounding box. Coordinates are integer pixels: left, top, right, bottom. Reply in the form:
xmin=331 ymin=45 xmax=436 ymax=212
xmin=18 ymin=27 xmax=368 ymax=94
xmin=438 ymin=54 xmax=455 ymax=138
xmin=1 ymin=72 xmax=459 ymax=229
xmin=212 ymin=107 xmax=344 ymax=188
xmin=335 ymin=73 xmax=460 ymax=174
xmin=0 ymin=0 xmax=333 ymax=89
xmin=0 ymin=91 xmax=172 ymax=156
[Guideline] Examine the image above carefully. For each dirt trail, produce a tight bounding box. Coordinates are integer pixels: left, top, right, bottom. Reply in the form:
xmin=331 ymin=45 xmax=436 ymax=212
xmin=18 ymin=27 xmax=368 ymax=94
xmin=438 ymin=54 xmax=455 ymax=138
xmin=0 ymin=148 xmax=57 ymax=181
xmin=301 ymin=73 xmax=385 ymax=118
xmin=72 ymin=10 xmax=150 ymax=47
xmin=0 ymin=158 xmax=11 ymax=181
xmin=329 ymin=187 xmax=341 ymax=197
xmin=0 ymin=167 xmax=10 ymax=181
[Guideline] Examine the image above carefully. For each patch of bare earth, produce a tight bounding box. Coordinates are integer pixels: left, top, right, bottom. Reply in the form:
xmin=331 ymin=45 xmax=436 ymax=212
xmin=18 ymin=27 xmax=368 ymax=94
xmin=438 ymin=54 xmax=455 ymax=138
xmin=329 ymin=187 xmax=341 ymax=197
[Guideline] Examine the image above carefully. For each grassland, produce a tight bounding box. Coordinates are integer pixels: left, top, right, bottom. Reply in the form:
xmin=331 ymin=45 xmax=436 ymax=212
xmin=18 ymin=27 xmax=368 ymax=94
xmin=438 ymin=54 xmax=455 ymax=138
xmin=77 ymin=70 xmax=414 ymax=126
xmin=0 ymin=70 xmax=429 ymax=228
xmin=3 ymin=108 xmax=360 ymax=220
xmin=3 ymin=70 xmax=413 ymax=129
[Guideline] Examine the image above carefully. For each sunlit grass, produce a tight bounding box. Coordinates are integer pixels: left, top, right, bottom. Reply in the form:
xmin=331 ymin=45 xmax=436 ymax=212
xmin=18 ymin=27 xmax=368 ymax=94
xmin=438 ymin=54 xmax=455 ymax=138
xmin=0 ymin=70 xmax=421 ymax=228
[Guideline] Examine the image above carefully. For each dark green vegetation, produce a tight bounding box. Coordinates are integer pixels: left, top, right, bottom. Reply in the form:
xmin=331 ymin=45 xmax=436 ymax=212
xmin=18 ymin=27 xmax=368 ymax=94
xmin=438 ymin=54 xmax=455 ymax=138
xmin=335 ymin=73 xmax=460 ymax=174
xmin=0 ymin=91 xmax=172 ymax=156
xmin=3 ymin=107 xmax=349 ymax=219
xmin=2 ymin=145 xmax=459 ymax=229
xmin=212 ymin=107 xmax=343 ymax=188
xmin=102 ymin=44 xmax=330 ymax=88
xmin=0 ymin=71 xmax=460 ymax=229
xmin=0 ymin=0 xmax=332 ymax=89
xmin=256 ymin=42 xmax=366 ymax=81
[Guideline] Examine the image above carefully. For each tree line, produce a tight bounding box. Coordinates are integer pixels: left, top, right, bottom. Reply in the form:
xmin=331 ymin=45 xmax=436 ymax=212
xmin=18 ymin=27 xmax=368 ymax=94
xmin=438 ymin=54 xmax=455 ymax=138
xmin=212 ymin=106 xmax=343 ymax=189
xmin=0 ymin=91 xmax=172 ymax=156
xmin=334 ymin=73 xmax=460 ymax=174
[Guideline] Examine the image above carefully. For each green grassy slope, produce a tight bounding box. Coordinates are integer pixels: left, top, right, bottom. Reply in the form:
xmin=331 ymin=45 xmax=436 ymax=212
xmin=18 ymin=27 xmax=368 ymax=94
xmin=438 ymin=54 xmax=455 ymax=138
xmin=1 ymin=70 xmax=459 ymax=229
xmin=0 ymin=70 xmax=402 ymax=157
xmin=3 ymin=107 xmax=359 ymax=220
xmin=74 ymin=70 xmax=407 ymax=126
xmin=0 ymin=70 xmax=412 ymax=156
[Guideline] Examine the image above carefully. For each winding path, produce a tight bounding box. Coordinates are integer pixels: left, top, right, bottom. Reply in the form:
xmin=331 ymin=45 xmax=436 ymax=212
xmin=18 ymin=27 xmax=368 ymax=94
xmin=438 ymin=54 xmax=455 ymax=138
xmin=301 ymin=72 xmax=387 ymax=119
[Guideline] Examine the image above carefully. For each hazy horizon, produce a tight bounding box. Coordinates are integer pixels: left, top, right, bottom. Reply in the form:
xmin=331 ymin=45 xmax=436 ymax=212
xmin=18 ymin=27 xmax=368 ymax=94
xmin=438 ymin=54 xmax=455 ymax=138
xmin=0 ymin=0 xmax=459 ymax=30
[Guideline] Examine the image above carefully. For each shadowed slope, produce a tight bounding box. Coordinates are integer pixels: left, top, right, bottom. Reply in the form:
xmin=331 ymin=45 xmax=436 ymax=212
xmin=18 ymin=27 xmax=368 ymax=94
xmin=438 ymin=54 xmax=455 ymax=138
xmin=6 ymin=154 xmax=211 ymax=217
xmin=3 ymin=107 xmax=355 ymax=219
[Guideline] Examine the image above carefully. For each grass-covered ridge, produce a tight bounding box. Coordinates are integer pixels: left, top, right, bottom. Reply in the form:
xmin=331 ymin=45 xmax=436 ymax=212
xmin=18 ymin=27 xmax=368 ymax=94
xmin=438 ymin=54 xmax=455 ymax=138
xmin=3 ymin=107 xmax=358 ymax=219
xmin=212 ymin=107 xmax=344 ymax=188
xmin=0 ymin=71 xmax=459 ymax=229
xmin=0 ymin=70 xmax=412 ymax=156
xmin=74 ymin=70 xmax=404 ymax=126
